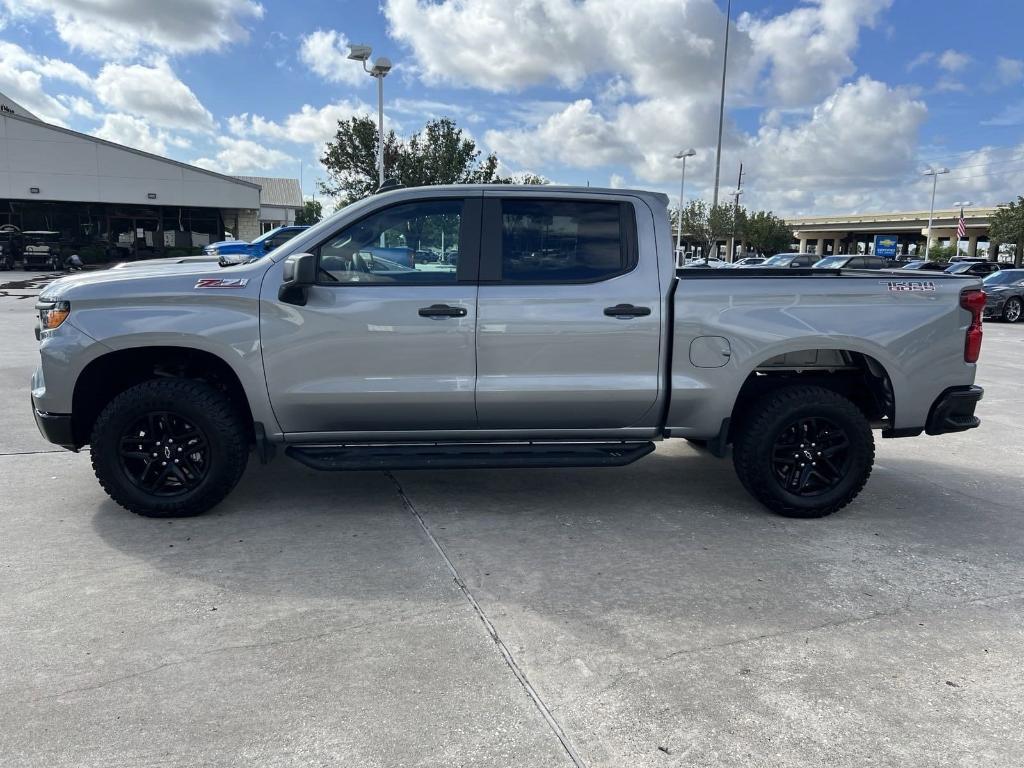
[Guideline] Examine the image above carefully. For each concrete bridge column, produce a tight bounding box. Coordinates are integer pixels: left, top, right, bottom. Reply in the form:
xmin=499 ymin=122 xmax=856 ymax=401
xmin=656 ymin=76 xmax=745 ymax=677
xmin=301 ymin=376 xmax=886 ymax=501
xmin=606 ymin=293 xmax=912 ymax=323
xmin=799 ymin=237 xmax=808 ymax=253
xmin=815 ymin=237 xmax=825 ymax=255
xmin=968 ymin=234 xmax=979 ymax=257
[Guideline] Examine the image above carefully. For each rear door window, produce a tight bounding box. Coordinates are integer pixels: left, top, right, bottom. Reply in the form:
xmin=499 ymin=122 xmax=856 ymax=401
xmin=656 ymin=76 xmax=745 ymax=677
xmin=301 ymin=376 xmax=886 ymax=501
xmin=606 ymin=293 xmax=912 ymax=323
xmin=489 ymin=199 xmax=634 ymax=283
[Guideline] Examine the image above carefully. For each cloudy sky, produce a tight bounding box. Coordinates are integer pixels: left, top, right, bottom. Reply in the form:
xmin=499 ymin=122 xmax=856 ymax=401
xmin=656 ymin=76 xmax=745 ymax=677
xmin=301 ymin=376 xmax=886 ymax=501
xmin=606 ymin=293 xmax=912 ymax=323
xmin=1 ymin=0 xmax=1021 ymax=215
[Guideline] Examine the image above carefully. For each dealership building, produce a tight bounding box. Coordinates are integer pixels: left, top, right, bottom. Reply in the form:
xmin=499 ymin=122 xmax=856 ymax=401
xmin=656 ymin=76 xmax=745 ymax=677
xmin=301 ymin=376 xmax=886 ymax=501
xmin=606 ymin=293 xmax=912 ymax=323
xmin=0 ymin=91 xmax=300 ymax=262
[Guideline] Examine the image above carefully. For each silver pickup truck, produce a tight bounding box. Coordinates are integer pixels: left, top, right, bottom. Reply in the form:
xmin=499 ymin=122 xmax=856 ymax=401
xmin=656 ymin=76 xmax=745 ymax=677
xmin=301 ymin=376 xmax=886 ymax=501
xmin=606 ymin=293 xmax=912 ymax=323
xmin=31 ymin=185 xmax=985 ymax=519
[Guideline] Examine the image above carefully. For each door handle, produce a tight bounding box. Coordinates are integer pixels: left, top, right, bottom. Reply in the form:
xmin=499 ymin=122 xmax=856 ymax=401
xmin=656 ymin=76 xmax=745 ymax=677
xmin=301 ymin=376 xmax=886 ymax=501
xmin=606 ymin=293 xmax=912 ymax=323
xmin=604 ymin=303 xmax=652 ymax=318
xmin=418 ymin=304 xmax=468 ymax=318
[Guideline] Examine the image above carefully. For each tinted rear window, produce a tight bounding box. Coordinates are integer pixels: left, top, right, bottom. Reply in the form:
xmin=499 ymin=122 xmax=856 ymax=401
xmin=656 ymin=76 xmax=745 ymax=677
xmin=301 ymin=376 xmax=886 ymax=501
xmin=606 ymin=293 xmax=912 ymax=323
xmin=499 ymin=200 xmax=629 ymax=282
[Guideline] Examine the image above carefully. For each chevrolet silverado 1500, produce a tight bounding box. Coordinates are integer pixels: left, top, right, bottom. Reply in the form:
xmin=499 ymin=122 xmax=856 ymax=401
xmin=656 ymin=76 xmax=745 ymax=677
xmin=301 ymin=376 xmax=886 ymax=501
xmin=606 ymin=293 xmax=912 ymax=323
xmin=31 ymin=185 xmax=985 ymax=519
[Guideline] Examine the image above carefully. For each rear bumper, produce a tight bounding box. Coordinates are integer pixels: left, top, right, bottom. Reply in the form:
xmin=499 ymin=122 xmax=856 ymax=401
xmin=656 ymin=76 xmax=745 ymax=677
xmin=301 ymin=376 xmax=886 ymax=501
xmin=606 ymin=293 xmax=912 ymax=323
xmin=925 ymin=385 xmax=983 ymax=435
xmin=31 ymin=398 xmax=77 ymax=450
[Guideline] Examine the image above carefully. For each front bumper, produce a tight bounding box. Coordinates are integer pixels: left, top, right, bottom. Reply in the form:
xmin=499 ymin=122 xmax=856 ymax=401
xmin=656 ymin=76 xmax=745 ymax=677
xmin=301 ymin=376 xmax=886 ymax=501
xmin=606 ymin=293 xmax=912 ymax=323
xmin=31 ymin=398 xmax=77 ymax=450
xmin=925 ymin=385 xmax=983 ymax=435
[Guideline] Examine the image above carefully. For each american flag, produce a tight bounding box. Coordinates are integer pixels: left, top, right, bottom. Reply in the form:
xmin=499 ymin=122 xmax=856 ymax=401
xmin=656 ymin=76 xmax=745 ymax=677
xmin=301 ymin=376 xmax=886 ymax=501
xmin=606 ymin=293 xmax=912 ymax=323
xmin=956 ymin=208 xmax=967 ymax=240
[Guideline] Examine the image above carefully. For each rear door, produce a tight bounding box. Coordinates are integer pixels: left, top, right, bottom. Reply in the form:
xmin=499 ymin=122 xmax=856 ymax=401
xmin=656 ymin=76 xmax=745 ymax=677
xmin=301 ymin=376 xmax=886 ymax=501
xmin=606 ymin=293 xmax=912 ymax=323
xmin=474 ymin=193 xmax=662 ymax=430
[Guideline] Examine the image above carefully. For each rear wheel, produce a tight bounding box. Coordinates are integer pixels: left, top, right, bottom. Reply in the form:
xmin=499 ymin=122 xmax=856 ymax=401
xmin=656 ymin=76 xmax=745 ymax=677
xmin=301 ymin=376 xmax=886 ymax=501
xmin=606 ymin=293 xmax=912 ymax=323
xmin=1004 ymin=297 xmax=1022 ymax=324
xmin=90 ymin=379 xmax=249 ymax=517
xmin=732 ymin=385 xmax=874 ymax=518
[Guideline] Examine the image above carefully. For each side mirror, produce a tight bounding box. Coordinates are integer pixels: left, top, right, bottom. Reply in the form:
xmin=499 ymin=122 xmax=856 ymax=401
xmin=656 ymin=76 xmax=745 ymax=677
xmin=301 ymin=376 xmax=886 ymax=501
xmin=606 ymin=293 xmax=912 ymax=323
xmin=279 ymin=252 xmax=316 ymax=306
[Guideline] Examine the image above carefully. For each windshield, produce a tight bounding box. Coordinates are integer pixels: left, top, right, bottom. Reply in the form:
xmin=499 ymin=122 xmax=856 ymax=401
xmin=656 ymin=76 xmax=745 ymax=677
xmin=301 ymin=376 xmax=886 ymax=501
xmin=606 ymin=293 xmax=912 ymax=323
xmin=813 ymin=256 xmax=846 ymax=269
xmin=984 ymin=270 xmax=1024 ymax=286
xmin=945 ymin=263 xmax=976 ymax=273
xmin=762 ymin=254 xmax=794 ymax=267
xmin=251 ymin=228 xmax=283 ymax=244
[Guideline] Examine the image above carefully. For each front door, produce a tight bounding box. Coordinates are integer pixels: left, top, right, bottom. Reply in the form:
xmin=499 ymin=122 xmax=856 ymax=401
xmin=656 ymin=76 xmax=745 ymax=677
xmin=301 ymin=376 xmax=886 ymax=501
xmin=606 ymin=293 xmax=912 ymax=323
xmin=260 ymin=196 xmax=481 ymax=435
xmin=475 ymin=194 xmax=663 ymax=430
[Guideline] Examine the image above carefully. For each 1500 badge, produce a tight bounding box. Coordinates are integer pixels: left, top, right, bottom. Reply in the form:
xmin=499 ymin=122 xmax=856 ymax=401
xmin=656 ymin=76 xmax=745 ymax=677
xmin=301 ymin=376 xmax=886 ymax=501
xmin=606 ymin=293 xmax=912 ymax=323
xmin=880 ymin=280 xmax=935 ymax=292
xmin=195 ymin=278 xmax=249 ymax=289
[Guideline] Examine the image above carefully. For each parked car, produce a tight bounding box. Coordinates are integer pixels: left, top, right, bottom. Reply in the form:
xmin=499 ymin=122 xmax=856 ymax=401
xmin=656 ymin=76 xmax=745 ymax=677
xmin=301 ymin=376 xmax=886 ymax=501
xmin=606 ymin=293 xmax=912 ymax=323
xmin=945 ymin=260 xmax=1001 ymax=277
xmin=732 ymin=257 xmax=766 ymax=267
xmin=203 ymin=225 xmax=310 ymax=266
xmin=31 ymin=185 xmax=983 ymax=521
xmin=901 ymin=260 xmax=948 ymax=271
xmin=21 ymin=231 xmax=63 ymax=271
xmin=982 ymin=269 xmax=1024 ymax=323
xmin=757 ymin=252 xmax=818 ymax=268
xmin=812 ymin=255 xmax=890 ymax=270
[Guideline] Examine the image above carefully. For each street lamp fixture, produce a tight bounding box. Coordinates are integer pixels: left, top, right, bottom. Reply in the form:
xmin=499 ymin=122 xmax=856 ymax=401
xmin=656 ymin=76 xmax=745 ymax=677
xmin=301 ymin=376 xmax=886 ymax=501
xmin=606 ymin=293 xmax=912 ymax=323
xmin=674 ymin=149 xmax=696 ymax=260
xmin=349 ymin=44 xmax=392 ymax=187
xmin=923 ymin=166 xmax=949 ymax=261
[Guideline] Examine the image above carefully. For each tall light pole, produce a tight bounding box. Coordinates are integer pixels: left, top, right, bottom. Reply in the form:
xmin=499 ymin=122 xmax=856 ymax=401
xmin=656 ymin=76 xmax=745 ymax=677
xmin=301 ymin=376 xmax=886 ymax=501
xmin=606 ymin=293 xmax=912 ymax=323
xmin=348 ymin=44 xmax=393 ymax=187
xmin=953 ymin=200 xmax=974 ymax=256
xmin=711 ymin=0 xmax=731 ymax=209
xmin=923 ymin=166 xmax=949 ymax=260
xmin=728 ymin=187 xmax=743 ymax=263
xmin=674 ymin=149 xmax=696 ymax=262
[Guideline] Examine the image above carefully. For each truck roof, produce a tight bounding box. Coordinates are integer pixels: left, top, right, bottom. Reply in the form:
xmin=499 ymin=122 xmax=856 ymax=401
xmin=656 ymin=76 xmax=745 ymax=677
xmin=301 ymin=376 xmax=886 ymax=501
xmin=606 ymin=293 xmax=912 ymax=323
xmin=372 ymin=184 xmax=670 ymax=208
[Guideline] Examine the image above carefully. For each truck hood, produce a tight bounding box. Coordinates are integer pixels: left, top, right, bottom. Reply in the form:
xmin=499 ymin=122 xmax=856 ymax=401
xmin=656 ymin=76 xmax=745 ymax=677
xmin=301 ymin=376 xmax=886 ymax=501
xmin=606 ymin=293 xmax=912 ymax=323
xmin=39 ymin=262 xmax=261 ymax=302
xmin=206 ymin=240 xmax=249 ymax=251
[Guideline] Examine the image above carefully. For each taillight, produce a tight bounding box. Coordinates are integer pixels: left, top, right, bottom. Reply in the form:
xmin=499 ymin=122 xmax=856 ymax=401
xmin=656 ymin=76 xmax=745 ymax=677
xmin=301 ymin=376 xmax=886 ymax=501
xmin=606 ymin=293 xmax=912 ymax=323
xmin=960 ymin=289 xmax=985 ymax=363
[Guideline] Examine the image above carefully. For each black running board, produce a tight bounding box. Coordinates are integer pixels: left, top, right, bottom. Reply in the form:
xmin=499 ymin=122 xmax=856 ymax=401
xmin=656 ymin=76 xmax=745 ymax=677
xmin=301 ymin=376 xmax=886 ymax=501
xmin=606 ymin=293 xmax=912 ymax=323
xmin=285 ymin=441 xmax=655 ymax=472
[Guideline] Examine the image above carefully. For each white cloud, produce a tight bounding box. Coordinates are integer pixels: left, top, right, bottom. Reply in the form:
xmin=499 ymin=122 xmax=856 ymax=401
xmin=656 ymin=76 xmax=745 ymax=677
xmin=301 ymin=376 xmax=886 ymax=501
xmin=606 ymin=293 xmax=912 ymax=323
xmin=193 ymin=137 xmax=296 ymax=175
xmin=1 ymin=0 xmax=263 ymax=59
xmin=0 ymin=40 xmax=90 ymax=123
xmin=94 ymin=58 xmax=214 ymax=132
xmin=385 ymin=0 xmax=756 ymax=100
xmin=93 ymin=113 xmax=177 ymax=156
xmin=997 ymin=57 xmax=1024 ymax=86
xmin=747 ymin=77 xmax=927 ymax=213
xmin=298 ymin=29 xmax=364 ymax=85
xmin=741 ymin=0 xmax=892 ymax=106
xmin=229 ymin=99 xmax=376 ymax=148
xmin=937 ymin=49 xmax=970 ymax=72
xmin=56 ymin=94 xmax=98 ymax=119
xmin=907 ymin=51 xmax=933 ymax=71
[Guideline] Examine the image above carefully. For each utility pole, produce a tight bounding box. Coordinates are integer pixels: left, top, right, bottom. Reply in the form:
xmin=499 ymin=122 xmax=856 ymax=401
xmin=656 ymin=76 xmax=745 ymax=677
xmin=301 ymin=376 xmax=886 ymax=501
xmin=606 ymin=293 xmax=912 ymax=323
xmin=711 ymin=0 xmax=731 ymax=210
xmin=729 ymin=163 xmax=744 ymax=263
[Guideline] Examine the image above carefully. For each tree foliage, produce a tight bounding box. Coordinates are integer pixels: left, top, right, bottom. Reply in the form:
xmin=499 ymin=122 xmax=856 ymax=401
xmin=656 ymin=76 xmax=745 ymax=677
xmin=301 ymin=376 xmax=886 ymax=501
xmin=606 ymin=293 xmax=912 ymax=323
xmin=319 ymin=116 xmax=544 ymax=207
xmin=295 ymin=199 xmax=322 ymax=225
xmin=989 ymin=196 xmax=1024 ymax=266
xmin=679 ymin=200 xmax=744 ymax=260
xmin=744 ymin=210 xmax=794 ymax=256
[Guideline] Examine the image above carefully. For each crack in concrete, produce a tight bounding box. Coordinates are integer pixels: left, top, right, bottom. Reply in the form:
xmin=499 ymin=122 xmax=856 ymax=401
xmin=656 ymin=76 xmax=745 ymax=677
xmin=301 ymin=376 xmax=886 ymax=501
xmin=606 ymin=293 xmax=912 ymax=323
xmin=0 ymin=449 xmax=67 ymax=457
xmin=657 ymin=588 xmax=1024 ymax=662
xmin=14 ymin=609 xmax=449 ymax=704
xmin=385 ymin=470 xmax=588 ymax=768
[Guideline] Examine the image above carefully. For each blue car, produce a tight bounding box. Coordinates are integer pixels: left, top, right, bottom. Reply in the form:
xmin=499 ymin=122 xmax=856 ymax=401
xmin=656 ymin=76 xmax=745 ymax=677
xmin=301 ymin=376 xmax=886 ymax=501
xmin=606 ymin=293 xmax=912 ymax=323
xmin=204 ymin=225 xmax=309 ymax=265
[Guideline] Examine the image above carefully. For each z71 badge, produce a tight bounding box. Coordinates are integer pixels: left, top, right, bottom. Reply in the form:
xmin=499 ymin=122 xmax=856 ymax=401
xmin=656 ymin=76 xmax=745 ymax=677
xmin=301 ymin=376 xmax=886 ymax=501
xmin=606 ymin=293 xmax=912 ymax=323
xmin=194 ymin=278 xmax=249 ymax=289
xmin=879 ymin=280 xmax=935 ymax=292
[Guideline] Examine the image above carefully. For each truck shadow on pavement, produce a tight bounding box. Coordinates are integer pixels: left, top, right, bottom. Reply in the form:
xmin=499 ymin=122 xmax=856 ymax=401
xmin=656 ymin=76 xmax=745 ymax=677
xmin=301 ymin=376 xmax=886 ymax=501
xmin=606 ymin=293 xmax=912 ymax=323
xmin=89 ymin=443 xmax=1024 ymax=605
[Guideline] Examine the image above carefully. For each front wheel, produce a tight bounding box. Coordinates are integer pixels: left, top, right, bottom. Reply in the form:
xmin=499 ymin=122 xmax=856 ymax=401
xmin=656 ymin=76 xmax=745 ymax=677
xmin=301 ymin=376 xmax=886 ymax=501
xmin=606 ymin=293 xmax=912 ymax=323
xmin=90 ymin=379 xmax=249 ymax=517
xmin=1003 ymin=297 xmax=1022 ymax=324
xmin=732 ymin=385 xmax=874 ymax=518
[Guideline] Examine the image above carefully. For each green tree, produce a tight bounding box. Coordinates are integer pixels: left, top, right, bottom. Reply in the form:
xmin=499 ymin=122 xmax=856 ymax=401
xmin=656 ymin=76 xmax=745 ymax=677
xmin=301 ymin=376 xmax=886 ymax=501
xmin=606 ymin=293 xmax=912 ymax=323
xmin=295 ymin=199 xmax=322 ymax=225
xmin=320 ymin=116 xmax=512 ymax=206
xmin=989 ymin=197 xmax=1024 ymax=267
xmin=744 ymin=210 xmax=794 ymax=256
xmin=680 ymin=200 xmax=741 ymax=261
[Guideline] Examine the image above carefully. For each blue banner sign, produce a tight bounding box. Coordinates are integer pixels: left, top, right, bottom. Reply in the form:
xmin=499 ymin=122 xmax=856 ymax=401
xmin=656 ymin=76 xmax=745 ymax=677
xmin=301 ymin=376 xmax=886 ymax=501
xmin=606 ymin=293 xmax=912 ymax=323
xmin=874 ymin=235 xmax=898 ymax=258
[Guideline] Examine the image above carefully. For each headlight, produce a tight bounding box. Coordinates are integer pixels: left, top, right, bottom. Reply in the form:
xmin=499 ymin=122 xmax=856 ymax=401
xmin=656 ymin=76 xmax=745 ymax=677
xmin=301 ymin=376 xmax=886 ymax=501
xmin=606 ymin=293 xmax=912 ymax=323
xmin=38 ymin=300 xmax=71 ymax=331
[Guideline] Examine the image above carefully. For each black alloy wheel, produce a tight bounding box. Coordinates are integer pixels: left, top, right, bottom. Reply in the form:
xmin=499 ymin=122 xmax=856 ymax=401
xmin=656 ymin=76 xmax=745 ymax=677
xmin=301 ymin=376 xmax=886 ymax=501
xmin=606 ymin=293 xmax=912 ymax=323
xmin=770 ymin=416 xmax=851 ymax=497
xmin=118 ymin=411 xmax=210 ymax=496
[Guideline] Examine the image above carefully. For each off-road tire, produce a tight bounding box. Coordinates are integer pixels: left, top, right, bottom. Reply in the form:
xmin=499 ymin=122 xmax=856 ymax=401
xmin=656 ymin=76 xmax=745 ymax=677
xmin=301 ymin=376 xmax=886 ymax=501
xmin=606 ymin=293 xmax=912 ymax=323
xmin=90 ymin=378 xmax=249 ymax=518
xmin=732 ymin=385 xmax=874 ymax=518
